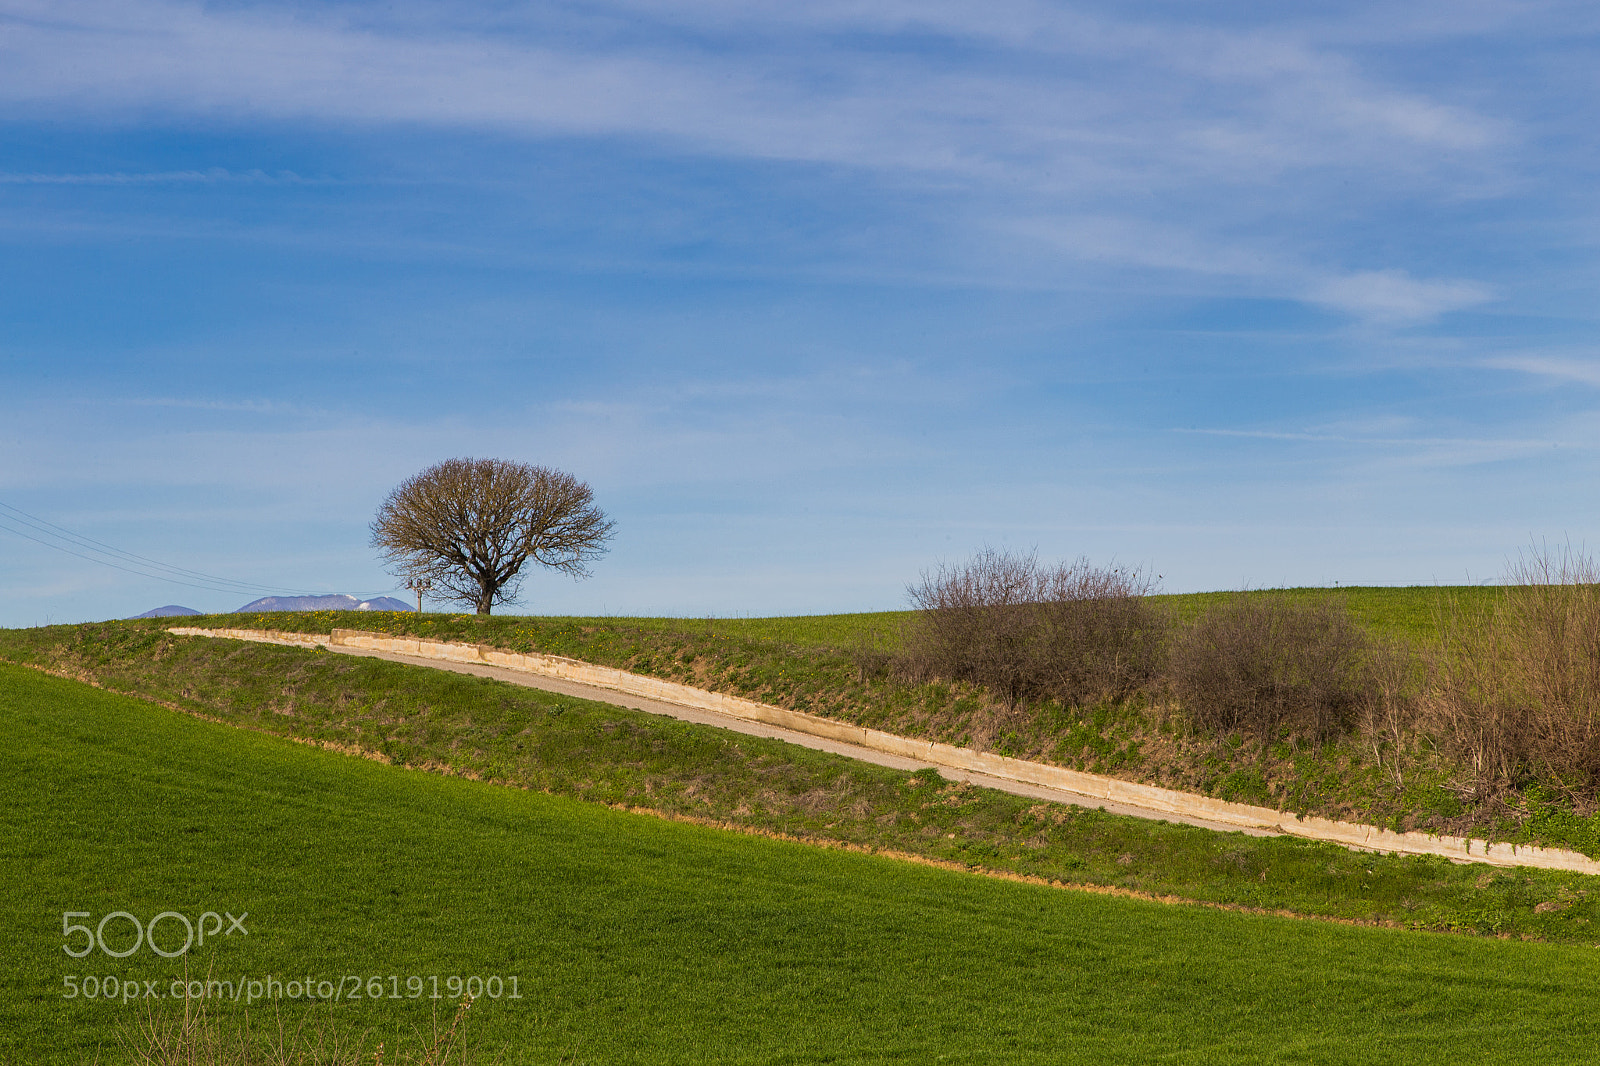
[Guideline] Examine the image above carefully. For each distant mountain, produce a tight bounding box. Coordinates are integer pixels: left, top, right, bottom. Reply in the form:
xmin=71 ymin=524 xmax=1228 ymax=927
xmin=233 ymin=594 xmax=414 ymax=613
xmin=356 ymin=596 xmax=415 ymax=612
xmin=128 ymin=605 xmax=203 ymax=619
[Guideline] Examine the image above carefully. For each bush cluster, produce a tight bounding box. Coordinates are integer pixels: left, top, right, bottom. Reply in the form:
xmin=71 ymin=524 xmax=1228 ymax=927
xmin=899 ymin=548 xmax=1166 ymax=708
xmin=900 ymin=549 xmax=1377 ymax=741
xmin=903 ymin=544 xmax=1600 ymax=803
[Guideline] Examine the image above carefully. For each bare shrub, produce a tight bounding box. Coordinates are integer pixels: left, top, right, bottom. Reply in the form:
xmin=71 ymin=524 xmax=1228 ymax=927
xmin=903 ymin=547 xmax=1043 ymax=704
xmin=1426 ymin=603 xmax=1527 ymax=797
xmin=1031 ymin=561 xmax=1171 ymax=704
xmin=1355 ymin=639 xmax=1430 ymax=787
xmin=1426 ymin=545 xmax=1600 ymax=799
xmin=901 ymin=548 xmax=1166 ymax=708
xmin=1168 ymin=595 xmax=1372 ymax=742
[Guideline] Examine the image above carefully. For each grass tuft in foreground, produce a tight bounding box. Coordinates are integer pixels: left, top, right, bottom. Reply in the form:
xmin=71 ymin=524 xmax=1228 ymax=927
xmin=114 ymin=995 xmax=486 ymax=1065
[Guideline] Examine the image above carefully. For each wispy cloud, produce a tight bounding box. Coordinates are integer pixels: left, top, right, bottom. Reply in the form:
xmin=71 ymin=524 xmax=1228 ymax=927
xmin=1306 ymin=269 xmax=1496 ymax=324
xmin=0 ymin=168 xmax=317 ymax=185
xmin=1012 ymin=217 xmax=1495 ymax=324
xmin=1178 ymin=426 xmax=1543 ymax=447
xmin=1480 ymin=354 xmax=1600 ymax=387
xmin=1175 ymin=425 xmax=1555 ymax=469
xmin=0 ymin=0 xmax=1502 ymax=188
xmin=0 ymin=0 xmax=1525 ymax=321
xmin=119 ymin=396 xmax=331 ymax=415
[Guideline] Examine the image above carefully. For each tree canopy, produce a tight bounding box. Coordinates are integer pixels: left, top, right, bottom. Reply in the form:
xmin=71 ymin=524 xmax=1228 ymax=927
xmin=371 ymin=458 xmax=614 ymax=615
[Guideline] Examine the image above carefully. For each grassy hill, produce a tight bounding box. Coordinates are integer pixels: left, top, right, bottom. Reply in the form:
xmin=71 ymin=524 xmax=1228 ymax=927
xmin=44 ymin=582 xmax=1598 ymax=855
xmin=3 ymin=623 xmax=1600 ymax=941
xmin=7 ymin=662 xmax=1600 ymax=1063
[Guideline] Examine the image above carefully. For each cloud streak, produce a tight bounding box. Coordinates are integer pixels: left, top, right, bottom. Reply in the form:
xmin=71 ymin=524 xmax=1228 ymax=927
xmin=0 ymin=168 xmax=315 ymax=184
xmin=0 ymin=0 xmax=1523 ymax=318
xmin=1480 ymin=354 xmax=1600 ymax=388
xmin=1307 ymin=270 xmax=1496 ymax=324
xmin=0 ymin=0 xmax=1503 ymax=187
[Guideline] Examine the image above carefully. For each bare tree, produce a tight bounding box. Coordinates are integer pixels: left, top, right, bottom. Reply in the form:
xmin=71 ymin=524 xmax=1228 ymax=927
xmin=372 ymin=458 xmax=615 ymax=615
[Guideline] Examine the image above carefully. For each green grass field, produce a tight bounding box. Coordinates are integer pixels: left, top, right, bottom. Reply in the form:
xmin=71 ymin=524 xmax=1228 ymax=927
xmin=6 ymin=662 xmax=1600 ymax=1064
xmin=1150 ymin=585 xmax=1504 ymax=643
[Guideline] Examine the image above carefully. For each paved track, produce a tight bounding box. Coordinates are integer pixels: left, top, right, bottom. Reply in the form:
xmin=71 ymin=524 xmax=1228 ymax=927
xmin=330 ymin=641 xmax=1276 ymax=838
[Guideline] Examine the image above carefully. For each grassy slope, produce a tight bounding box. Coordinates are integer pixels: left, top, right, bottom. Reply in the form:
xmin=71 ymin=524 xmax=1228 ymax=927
xmin=111 ymin=586 xmax=1580 ymax=851
xmin=6 ymin=663 xmax=1600 ymax=1065
xmin=2 ymin=627 xmax=1599 ymax=944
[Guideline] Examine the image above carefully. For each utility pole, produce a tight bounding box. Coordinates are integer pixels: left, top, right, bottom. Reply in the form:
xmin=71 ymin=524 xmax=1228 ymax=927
xmin=405 ymin=576 xmax=433 ymax=614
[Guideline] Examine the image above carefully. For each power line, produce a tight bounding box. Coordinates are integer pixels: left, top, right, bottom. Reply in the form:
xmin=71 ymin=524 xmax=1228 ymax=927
xmin=0 ymin=501 xmax=401 ymax=601
xmin=0 ymin=499 xmax=313 ymax=595
xmin=0 ymin=510 xmax=314 ymax=596
xmin=0 ymin=515 xmax=272 ymax=595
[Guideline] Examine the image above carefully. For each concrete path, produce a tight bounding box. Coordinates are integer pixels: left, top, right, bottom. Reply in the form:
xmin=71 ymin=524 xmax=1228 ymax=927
xmin=329 ymin=641 xmax=1277 ymax=836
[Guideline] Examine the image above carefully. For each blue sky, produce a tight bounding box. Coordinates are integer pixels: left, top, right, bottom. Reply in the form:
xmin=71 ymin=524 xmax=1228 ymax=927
xmin=2 ymin=0 xmax=1598 ymax=625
